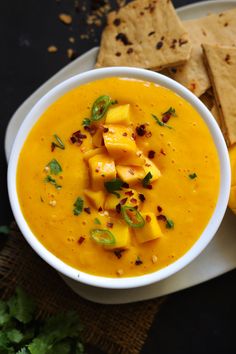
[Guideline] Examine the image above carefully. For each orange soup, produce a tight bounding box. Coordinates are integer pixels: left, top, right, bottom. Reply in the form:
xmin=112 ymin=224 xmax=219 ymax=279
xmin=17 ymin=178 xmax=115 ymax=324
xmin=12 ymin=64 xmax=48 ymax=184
xmin=17 ymin=77 xmax=220 ymax=277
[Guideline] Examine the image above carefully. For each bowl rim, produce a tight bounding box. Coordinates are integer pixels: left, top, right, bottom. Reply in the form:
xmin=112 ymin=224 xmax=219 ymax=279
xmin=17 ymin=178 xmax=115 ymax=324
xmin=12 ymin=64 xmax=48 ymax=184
xmin=7 ymin=67 xmax=231 ymax=289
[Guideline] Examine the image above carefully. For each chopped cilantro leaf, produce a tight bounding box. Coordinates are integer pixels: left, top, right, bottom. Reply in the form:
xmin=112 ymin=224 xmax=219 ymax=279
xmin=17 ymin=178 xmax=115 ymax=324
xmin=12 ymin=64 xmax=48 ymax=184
xmin=47 ymin=159 xmax=62 ymax=175
xmin=104 ymin=178 xmax=123 ymax=198
xmin=162 ymin=107 xmax=177 ymax=117
xmin=152 ymin=114 xmax=173 ymax=129
xmin=142 ymin=172 xmax=153 ymax=188
xmin=44 ymin=175 xmax=62 ymax=190
xmin=73 ymin=197 xmax=84 ymax=216
xmin=189 ymin=173 xmax=197 ymax=179
xmin=82 ymin=118 xmax=91 ymax=126
xmin=166 ymin=219 xmax=174 ymax=229
xmin=94 ymin=218 xmax=101 ymax=225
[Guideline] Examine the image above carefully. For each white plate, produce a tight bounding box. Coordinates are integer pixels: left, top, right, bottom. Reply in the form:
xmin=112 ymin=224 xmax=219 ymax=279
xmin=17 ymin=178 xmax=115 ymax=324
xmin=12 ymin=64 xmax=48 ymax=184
xmin=5 ymin=0 xmax=236 ymax=304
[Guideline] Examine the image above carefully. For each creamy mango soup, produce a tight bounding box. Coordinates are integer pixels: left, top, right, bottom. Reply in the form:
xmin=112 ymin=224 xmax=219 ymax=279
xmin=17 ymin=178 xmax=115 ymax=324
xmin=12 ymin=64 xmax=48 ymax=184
xmin=17 ymin=77 xmax=220 ymax=278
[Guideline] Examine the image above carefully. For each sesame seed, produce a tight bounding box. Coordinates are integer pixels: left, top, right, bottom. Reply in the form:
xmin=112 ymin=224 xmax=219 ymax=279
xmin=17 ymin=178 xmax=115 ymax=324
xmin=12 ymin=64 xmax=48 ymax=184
xmin=152 ymin=255 xmax=158 ymax=263
xmin=49 ymin=200 xmax=56 ymax=207
xmin=117 ymin=269 xmax=124 ymax=276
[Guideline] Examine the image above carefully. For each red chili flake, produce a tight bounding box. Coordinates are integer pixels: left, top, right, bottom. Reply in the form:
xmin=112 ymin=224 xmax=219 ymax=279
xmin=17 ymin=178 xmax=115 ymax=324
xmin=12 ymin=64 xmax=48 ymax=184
xmin=138 ymin=194 xmax=145 ymax=202
xmin=157 ymin=206 xmax=162 ymax=212
xmin=122 ymin=182 xmax=130 ymax=189
xmin=98 ymin=207 xmax=103 ymax=212
xmin=122 ymin=132 xmax=128 ymax=136
xmin=179 ymin=38 xmax=188 ymax=46
xmin=116 ymin=52 xmax=121 ymax=57
xmin=190 ymin=82 xmax=196 ymax=92
xmin=127 ymin=48 xmax=133 ymax=54
xmin=148 ymin=31 xmax=155 ymax=36
xmin=135 ymin=257 xmax=143 ymax=266
xmin=130 ymin=198 xmax=137 ymax=204
xmin=114 ymin=249 xmax=125 ymax=259
xmin=116 ymin=203 xmax=121 ymax=214
xmin=120 ymin=198 xmax=128 ymax=205
xmin=51 ymin=142 xmax=56 ymax=152
xmin=160 ymin=149 xmax=166 ymax=156
xmin=162 ymin=114 xmax=171 ymax=123
xmin=107 ymin=222 xmax=114 ymax=228
xmin=84 ymin=207 xmax=91 ymax=214
xmin=78 ymin=236 xmax=85 ymax=245
xmin=113 ymin=18 xmax=121 ymax=26
xmin=70 ymin=130 xmax=87 ymax=146
xmin=146 ymin=215 xmax=151 ymax=223
xmin=157 ymin=214 xmax=167 ymax=222
xmin=148 ymin=150 xmax=155 ymax=159
xmin=170 ymin=38 xmax=177 ymax=49
xmin=225 ymin=54 xmax=231 ymax=64
xmin=116 ymin=33 xmax=133 ymax=45
xmin=147 ymin=185 xmax=153 ymax=190
xmin=125 ymin=190 xmax=134 ymax=197
xmin=170 ymin=67 xmax=177 ymax=73
xmin=136 ymin=124 xmax=146 ymax=136
xmin=84 ymin=125 xmax=96 ymax=136
xmin=103 ymin=127 xmax=109 ymax=133
xmin=156 ymin=41 xmax=163 ymax=50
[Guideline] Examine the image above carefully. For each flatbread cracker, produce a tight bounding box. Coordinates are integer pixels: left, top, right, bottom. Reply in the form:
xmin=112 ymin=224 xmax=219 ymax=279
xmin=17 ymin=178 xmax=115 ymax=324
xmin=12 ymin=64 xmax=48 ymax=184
xmin=169 ymin=8 xmax=236 ymax=97
xmin=211 ymin=104 xmax=221 ymax=127
xmin=96 ymin=0 xmax=191 ymax=70
xmin=202 ymin=43 xmax=236 ymax=146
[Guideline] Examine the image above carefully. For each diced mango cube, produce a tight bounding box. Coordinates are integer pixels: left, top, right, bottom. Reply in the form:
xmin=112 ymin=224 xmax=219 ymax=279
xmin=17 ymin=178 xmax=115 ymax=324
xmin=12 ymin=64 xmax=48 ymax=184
xmin=104 ymin=220 xmax=131 ymax=250
xmin=116 ymin=150 xmax=146 ymax=166
xmin=92 ymin=129 xmax=104 ymax=148
xmin=135 ymin=212 xmax=163 ymax=243
xmin=106 ymin=104 xmax=131 ymax=125
xmin=116 ymin=165 xmax=145 ymax=186
xmin=105 ymin=189 xmax=140 ymax=210
xmin=84 ymin=189 xmax=105 ymax=210
xmin=83 ymin=147 xmax=106 ymax=161
xmin=88 ymin=153 xmax=116 ymax=190
xmin=143 ymin=158 xmax=161 ymax=181
xmin=103 ymin=125 xmax=137 ymax=159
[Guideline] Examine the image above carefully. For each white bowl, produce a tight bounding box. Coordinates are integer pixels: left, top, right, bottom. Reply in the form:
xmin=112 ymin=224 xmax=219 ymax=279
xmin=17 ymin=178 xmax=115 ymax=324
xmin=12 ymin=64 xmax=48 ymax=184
xmin=7 ymin=67 xmax=231 ymax=289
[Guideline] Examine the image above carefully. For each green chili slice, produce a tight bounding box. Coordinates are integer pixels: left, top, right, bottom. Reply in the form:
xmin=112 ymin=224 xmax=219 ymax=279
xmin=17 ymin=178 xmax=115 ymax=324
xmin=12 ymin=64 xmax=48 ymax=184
xmin=53 ymin=134 xmax=65 ymax=149
xmin=121 ymin=206 xmax=145 ymax=228
xmin=90 ymin=229 xmax=116 ymax=245
xmin=91 ymin=95 xmax=112 ymax=121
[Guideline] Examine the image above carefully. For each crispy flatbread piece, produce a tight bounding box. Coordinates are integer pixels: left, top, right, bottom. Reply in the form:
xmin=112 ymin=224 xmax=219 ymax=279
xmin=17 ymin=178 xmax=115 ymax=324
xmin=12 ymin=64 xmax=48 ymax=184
xmin=202 ymin=43 xmax=236 ymax=146
xmin=96 ymin=0 xmax=191 ymax=70
xmin=169 ymin=8 xmax=236 ymax=97
xmin=211 ymin=104 xmax=221 ymax=127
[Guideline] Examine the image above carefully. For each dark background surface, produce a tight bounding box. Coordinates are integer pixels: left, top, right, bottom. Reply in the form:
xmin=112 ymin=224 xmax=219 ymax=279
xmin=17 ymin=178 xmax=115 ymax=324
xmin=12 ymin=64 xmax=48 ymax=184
xmin=1 ymin=0 xmax=236 ymax=353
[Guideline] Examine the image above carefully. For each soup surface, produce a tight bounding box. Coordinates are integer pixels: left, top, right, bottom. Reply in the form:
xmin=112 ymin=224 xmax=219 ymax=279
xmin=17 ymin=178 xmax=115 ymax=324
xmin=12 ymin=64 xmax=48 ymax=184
xmin=17 ymin=77 xmax=220 ymax=278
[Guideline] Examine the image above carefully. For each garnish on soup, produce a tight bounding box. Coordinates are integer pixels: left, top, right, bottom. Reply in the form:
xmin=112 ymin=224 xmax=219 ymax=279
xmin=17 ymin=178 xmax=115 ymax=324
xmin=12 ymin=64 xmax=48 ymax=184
xmin=17 ymin=77 xmax=220 ymax=278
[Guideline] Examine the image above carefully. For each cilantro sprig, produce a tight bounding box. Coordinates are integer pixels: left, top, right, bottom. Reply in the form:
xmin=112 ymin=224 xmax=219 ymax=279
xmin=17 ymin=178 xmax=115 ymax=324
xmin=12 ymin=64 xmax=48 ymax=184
xmin=47 ymin=159 xmax=62 ymax=175
xmin=73 ymin=197 xmax=84 ymax=216
xmin=0 ymin=287 xmax=84 ymax=354
xmin=142 ymin=172 xmax=153 ymax=188
xmin=152 ymin=114 xmax=173 ymax=129
xmin=104 ymin=178 xmax=123 ymax=198
xmin=44 ymin=175 xmax=62 ymax=190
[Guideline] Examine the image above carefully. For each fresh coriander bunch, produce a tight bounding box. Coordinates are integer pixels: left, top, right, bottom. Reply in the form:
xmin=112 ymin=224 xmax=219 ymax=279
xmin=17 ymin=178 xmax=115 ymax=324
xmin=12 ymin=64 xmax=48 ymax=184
xmin=0 ymin=287 xmax=84 ymax=354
